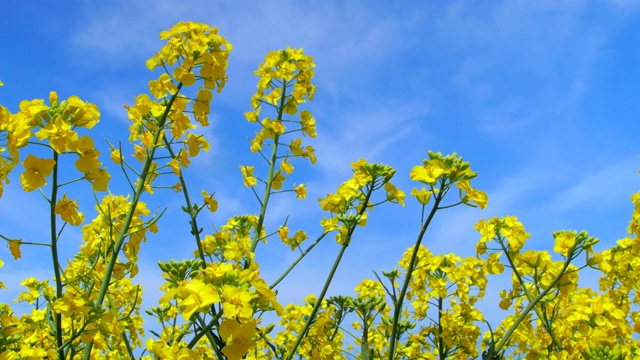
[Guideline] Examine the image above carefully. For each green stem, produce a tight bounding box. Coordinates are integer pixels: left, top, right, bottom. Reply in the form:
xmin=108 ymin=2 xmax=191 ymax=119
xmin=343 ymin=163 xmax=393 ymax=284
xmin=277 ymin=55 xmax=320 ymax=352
xmin=285 ymin=184 xmax=375 ymax=360
xmin=48 ymin=151 xmax=65 ymax=360
xmin=83 ymin=83 xmax=183 ymax=360
xmin=270 ymin=232 xmax=328 ymax=289
xmin=249 ymin=81 xmax=288 ymax=255
xmin=437 ymin=296 xmax=446 ymax=360
xmin=493 ymin=256 xmax=572 ymax=355
xmin=183 ymin=312 xmax=223 ymax=348
xmin=498 ymin=236 xmax=562 ymax=350
xmin=162 ymin=136 xmax=206 ymax=263
xmin=387 ymin=186 xmax=445 ymax=360
xmin=285 ymin=243 xmax=348 ymax=360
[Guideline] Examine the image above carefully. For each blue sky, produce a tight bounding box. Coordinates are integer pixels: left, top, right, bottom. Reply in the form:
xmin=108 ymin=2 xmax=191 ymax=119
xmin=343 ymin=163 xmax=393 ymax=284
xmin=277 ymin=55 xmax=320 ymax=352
xmin=1 ymin=0 xmax=640 ymax=331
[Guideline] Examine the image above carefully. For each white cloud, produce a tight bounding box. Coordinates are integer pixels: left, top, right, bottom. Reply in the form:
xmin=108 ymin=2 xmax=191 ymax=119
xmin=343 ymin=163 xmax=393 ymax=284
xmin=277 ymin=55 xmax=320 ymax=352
xmin=547 ymin=158 xmax=639 ymax=213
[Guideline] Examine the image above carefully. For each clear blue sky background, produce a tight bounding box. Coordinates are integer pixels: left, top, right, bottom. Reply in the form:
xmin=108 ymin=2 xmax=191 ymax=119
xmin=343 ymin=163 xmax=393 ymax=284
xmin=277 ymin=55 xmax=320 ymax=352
xmin=1 ymin=0 xmax=640 ymax=330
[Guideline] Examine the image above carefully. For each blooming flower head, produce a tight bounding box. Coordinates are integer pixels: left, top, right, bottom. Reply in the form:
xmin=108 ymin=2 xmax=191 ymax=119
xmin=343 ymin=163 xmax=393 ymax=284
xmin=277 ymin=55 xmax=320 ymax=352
xmin=20 ymin=154 xmax=56 ymax=192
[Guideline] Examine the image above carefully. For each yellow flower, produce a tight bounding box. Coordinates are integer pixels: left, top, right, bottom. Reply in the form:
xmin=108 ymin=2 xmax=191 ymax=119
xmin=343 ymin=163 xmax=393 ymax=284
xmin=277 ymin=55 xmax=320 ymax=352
xmin=501 ymin=216 xmax=529 ymax=253
xmin=173 ymin=66 xmax=196 ymax=86
xmin=185 ymin=133 xmax=210 ymax=157
xmin=411 ymin=187 xmax=435 ymax=205
xmin=280 ymin=158 xmax=294 ymax=174
xmin=553 ymin=231 xmax=577 ymax=257
xmin=456 ymin=179 xmax=488 ymax=209
xmin=219 ymin=318 xmax=257 ymax=360
xmin=35 ymin=117 xmax=79 ymax=154
xmin=20 ymin=154 xmax=56 ymax=192
xmin=202 ymin=190 xmax=218 ymax=212
xmin=278 ymin=226 xmax=289 ymax=242
xmin=294 ymin=183 xmax=307 ymax=199
xmin=193 ymin=89 xmax=212 ymax=116
xmin=244 ymin=111 xmax=259 ymax=122
xmin=384 ymin=181 xmax=405 ymax=206
xmin=487 ymin=252 xmax=504 ymax=274
xmin=271 ymin=171 xmax=286 ymax=190
xmin=67 ymin=95 xmax=100 ymax=128
xmin=168 ymin=158 xmax=181 ymax=176
xmin=284 ymin=230 xmax=308 ymax=251
xmin=240 ymin=165 xmax=257 ymax=187
xmin=171 ymin=182 xmax=182 ymax=193
xmin=303 ymin=145 xmax=316 ymax=164
xmin=221 ymin=285 xmax=253 ymax=320
xmin=179 ymin=279 xmax=221 ymax=320
xmin=75 ymin=135 xmax=101 ymax=173
xmin=85 ymin=168 xmax=110 ymax=191
xmin=8 ymin=240 xmax=21 ymax=260
xmin=410 ymin=160 xmax=446 ymax=186
xmin=54 ymin=194 xmax=84 ymax=226
xmin=109 ymin=148 xmax=122 ymax=164
xmin=171 ymin=110 xmax=193 ymax=138
xmin=300 ymin=110 xmax=316 ymax=138
xmin=53 ymin=295 xmax=90 ymax=317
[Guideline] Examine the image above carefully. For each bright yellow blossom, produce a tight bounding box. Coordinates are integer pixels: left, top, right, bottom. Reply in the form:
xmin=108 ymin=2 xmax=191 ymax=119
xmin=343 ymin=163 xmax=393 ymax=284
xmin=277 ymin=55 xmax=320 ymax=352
xmin=221 ymin=285 xmax=253 ymax=320
xmin=294 ymin=183 xmax=307 ymax=199
xmin=240 ymin=165 xmax=257 ymax=187
xmin=202 ymin=190 xmax=218 ymax=212
xmin=8 ymin=240 xmax=21 ymax=260
xmin=54 ymin=194 xmax=84 ymax=226
xmin=384 ymin=181 xmax=405 ymax=206
xmin=410 ymin=160 xmax=447 ymax=186
xmin=411 ymin=187 xmax=435 ymax=205
xmin=271 ymin=171 xmax=286 ymax=190
xmin=219 ymin=318 xmax=257 ymax=360
xmin=554 ymin=231 xmax=577 ymax=257
xmin=20 ymin=154 xmax=56 ymax=192
xmin=456 ymin=179 xmax=488 ymax=209
xmin=35 ymin=117 xmax=79 ymax=154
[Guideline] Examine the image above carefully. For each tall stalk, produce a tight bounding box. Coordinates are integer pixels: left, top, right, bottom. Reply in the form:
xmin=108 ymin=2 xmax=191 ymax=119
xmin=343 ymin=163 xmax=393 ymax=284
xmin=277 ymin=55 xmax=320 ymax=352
xmin=387 ymin=186 xmax=445 ymax=360
xmin=83 ymin=84 xmax=183 ymax=360
xmin=285 ymin=184 xmax=375 ymax=360
xmin=250 ymin=81 xmax=289 ymax=254
xmin=48 ymin=151 xmax=64 ymax=360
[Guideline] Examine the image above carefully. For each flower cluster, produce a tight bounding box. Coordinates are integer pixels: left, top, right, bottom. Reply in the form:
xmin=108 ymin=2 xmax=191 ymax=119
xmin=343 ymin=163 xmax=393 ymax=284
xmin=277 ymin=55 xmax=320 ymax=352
xmin=410 ymin=150 xmax=487 ymax=209
xmin=123 ymin=21 xmax=230 ymax=196
xmin=319 ymin=159 xmax=403 ymax=245
xmin=241 ymin=47 xmax=317 ymax=198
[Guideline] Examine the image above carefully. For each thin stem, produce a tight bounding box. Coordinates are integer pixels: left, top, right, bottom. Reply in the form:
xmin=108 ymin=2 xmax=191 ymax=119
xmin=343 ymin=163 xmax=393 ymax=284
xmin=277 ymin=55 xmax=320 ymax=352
xmin=497 ymin=236 xmax=562 ymax=350
xmin=249 ymin=81 xmax=289 ymax=255
xmin=162 ymin=136 xmax=206 ymax=263
xmin=285 ymin=244 xmax=348 ymax=360
xmin=83 ymin=83 xmax=184 ymax=360
xmin=270 ymin=232 xmax=328 ymax=289
xmin=437 ymin=296 xmax=446 ymax=360
xmin=387 ymin=185 xmax=446 ymax=360
xmin=285 ymin=184 xmax=375 ymax=360
xmin=493 ymin=257 xmax=572 ymax=355
xmin=48 ymin=151 xmax=65 ymax=360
